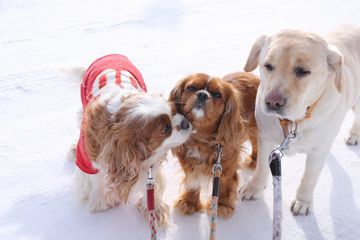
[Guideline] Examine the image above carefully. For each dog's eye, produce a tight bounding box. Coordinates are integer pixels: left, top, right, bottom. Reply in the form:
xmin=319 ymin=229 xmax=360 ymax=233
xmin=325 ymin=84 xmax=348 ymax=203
xmin=211 ymin=91 xmax=222 ymax=99
xmin=264 ymin=63 xmax=274 ymax=72
xmin=186 ymin=85 xmax=198 ymax=92
xmin=162 ymin=123 xmax=171 ymax=134
xmin=294 ymin=67 xmax=311 ymax=78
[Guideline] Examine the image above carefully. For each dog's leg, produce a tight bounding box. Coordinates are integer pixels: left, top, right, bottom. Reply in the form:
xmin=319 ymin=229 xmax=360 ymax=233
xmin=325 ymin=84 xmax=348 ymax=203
xmin=174 ymin=183 xmax=202 ymax=215
xmin=136 ymin=167 xmax=169 ymax=229
xmin=153 ymin=167 xmax=169 ymax=228
xmin=346 ymin=100 xmax=360 ymax=145
xmin=291 ymin=149 xmax=328 ymax=215
xmin=243 ymin=132 xmax=258 ymax=169
xmin=239 ymin=137 xmax=275 ymax=200
xmin=86 ymin=171 xmax=112 ymax=212
xmin=206 ymin=171 xmax=238 ymax=218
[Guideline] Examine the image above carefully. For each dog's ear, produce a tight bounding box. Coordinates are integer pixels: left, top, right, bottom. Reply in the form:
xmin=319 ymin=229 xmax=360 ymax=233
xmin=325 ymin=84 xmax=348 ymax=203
xmin=216 ymin=84 xmax=244 ymax=146
xmin=168 ymin=79 xmax=186 ymax=103
xmin=327 ymin=44 xmax=343 ymax=93
xmin=99 ymin=129 xmax=149 ymax=203
xmin=83 ymin=100 xmax=112 ymax=161
xmin=244 ymin=35 xmax=268 ymax=72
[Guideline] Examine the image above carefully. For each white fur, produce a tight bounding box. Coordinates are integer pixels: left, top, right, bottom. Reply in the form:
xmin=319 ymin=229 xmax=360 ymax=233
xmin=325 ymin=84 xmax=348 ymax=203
xmin=141 ymin=113 xmax=192 ymax=170
xmin=192 ymin=108 xmax=205 ymax=118
xmin=240 ymin=26 xmax=360 ymax=215
xmin=129 ymin=94 xmax=171 ymax=119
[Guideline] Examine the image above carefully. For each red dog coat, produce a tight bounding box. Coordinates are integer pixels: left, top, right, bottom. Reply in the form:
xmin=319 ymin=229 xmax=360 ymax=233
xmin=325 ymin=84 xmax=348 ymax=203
xmin=76 ymin=54 xmax=147 ymax=174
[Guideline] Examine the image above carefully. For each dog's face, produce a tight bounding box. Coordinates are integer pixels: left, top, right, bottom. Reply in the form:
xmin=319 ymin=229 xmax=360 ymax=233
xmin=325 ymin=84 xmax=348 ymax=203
xmin=169 ymin=73 xmax=243 ymax=144
xmin=244 ymin=30 xmax=343 ymax=121
xmin=85 ymin=93 xmax=192 ymax=201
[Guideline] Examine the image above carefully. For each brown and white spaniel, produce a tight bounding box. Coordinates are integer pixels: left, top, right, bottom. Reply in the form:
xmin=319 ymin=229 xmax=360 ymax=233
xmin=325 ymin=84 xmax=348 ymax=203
xmin=169 ymin=72 xmax=259 ymax=218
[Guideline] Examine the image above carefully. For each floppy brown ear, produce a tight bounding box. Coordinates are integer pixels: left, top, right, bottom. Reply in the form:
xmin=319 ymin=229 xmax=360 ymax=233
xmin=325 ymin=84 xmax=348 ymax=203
xmin=99 ymin=132 xmax=149 ymax=203
xmin=244 ymin=35 xmax=268 ymax=72
xmin=83 ymin=100 xmax=112 ymax=161
xmin=168 ymin=79 xmax=185 ymax=103
xmin=216 ymin=84 xmax=244 ymax=146
xmin=327 ymin=44 xmax=343 ymax=93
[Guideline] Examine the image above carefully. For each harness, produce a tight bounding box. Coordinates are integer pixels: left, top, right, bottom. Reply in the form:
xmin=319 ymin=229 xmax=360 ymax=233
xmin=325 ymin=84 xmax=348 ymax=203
xmin=269 ymin=97 xmax=320 ymax=240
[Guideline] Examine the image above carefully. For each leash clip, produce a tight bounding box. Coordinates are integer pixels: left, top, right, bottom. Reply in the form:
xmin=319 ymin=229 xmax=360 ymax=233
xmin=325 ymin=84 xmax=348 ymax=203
xmin=212 ymin=144 xmax=223 ymax=175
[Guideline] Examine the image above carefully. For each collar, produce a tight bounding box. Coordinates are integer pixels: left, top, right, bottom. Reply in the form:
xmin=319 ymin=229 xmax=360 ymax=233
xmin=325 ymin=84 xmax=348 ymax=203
xmin=279 ymin=96 xmax=320 ymax=137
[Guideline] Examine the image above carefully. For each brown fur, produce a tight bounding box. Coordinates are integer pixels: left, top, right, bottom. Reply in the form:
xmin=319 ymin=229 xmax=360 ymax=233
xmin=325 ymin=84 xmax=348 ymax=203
xmin=169 ymin=72 xmax=259 ymax=218
xmin=84 ymin=94 xmax=171 ymax=202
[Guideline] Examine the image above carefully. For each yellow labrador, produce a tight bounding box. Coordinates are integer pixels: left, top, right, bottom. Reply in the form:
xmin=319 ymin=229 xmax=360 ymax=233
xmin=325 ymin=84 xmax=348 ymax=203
xmin=240 ymin=25 xmax=360 ymax=215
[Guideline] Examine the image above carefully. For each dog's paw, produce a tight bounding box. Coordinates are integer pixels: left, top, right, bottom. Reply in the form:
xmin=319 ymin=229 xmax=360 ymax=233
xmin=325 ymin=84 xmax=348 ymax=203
xmin=88 ymin=199 xmax=112 ymax=212
xmin=205 ymin=200 xmax=235 ymax=218
xmin=174 ymin=197 xmax=202 ymax=215
xmin=155 ymin=201 xmax=170 ymax=229
xmin=218 ymin=203 xmax=235 ymax=218
xmin=290 ymin=199 xmax=312 ymax=216
xmin=346 ymin=133 xmax=360 ymax=145
xmin=239 ymin=180 xmax=265 ymax=201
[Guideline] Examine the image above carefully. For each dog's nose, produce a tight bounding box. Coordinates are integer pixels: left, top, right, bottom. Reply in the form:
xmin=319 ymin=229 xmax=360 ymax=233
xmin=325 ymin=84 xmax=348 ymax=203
xmin=197 ymin=92 xmax=208 ymax=102
xmin=180 ymin=118 xmax=190 ymax=130
xmin=265 ymin=90 xmax=286 ymax=111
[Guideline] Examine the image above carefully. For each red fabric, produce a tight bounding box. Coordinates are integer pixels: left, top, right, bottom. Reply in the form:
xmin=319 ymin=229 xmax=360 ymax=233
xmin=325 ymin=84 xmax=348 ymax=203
xmin=76 ymin=54 xmax=147 ymax=174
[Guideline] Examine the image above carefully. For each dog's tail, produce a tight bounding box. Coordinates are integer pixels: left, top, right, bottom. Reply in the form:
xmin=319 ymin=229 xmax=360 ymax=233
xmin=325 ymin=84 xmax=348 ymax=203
xmin=59 ymin=66 xmax=87 ymax=81
xmin=64 ymin=144 xmax=77 ymax=174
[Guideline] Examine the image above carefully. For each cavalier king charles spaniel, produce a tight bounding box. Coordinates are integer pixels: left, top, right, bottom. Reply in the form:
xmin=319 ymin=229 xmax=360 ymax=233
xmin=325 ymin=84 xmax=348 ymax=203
xmin=72 ymin=54 xmax=192 ymax=228
xmin=169 ymin=72 xmax=259 ymax=218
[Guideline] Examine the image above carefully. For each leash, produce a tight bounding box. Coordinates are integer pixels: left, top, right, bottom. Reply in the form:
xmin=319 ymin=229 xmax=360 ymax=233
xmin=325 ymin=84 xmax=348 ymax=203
xmin=146 ymin=166 xmax=157 ymax=240
xmin=209 ymin=144 xmax=223 ymax=240
xmin=269 ymin=97 xmax=320 ymax=239
xmin=269 ymin=121 xmax=297 ymax=240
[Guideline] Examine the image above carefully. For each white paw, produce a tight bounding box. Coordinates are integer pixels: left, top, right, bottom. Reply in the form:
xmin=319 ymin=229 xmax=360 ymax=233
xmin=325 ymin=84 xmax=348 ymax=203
xmin=346 ymin=133 xmax=360 ymax=145
xmin=239 ymin=180 xmax=266 ymax=201
xmin=136 ymin=199 xmax=169 ymax=229
xmin=290 ymin=199 xmax=312 ymax=216
xmin=88 ymin=199 xmax=111 ymax=212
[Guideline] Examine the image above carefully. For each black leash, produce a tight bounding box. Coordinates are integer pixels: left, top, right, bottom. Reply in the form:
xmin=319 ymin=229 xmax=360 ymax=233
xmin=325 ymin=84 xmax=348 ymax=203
xmin=209 ymin=144 xmax=223 ymax=240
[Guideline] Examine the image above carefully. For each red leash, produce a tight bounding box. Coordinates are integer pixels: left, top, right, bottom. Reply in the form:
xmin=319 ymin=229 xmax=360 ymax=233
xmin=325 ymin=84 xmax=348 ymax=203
xmin=147 ymin=166 xmax=157 ymax=240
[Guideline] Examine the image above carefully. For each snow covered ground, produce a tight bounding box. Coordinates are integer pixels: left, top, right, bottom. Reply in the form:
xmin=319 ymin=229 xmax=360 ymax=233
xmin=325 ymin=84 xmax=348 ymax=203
xmin=0 ymin=0 xmax=359 ymax=239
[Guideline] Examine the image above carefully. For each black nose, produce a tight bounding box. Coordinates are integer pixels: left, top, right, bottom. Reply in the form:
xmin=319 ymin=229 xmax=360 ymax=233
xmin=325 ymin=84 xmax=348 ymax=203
xmin=265 ymin=90 xmax=287 ymax=111
xmin=180 ymin=118 xmax=190 ymax=130
xmin=197 ymin=92 xmax=208 ymax=102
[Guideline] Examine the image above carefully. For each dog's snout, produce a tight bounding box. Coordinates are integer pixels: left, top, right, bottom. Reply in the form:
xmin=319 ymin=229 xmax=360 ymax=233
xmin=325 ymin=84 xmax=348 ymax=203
xmin=197 ymin=92 xmax=208 ymax=102
xmin=265 ymin=90 xmax=286 ymax=111
xmin=180 ymin=118 xmax=190 ymax=130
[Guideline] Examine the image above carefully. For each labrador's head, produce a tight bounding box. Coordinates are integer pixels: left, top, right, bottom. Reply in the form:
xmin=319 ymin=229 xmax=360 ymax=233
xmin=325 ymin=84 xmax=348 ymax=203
xmin=244 ymin=30 xmax=343 ymax=121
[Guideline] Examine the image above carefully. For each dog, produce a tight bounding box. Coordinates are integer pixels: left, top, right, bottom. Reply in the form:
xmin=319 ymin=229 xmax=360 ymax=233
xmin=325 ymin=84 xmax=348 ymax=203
xmin=240 ymin=25 xmax=360 ymax=215
xmin=73 ymin=54 xmax=192 ymax=228
xmin=169 ymin=72 xmax=259 ymax=217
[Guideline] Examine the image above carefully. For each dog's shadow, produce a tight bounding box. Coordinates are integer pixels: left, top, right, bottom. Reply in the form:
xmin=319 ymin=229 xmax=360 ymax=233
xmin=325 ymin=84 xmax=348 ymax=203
xmin=328 ymin=154 xmax=360 ymax=237
xmin=167 ymin=197 xmax=271 ymax=240
xmin=0 ymin=187 xmax=160 ymax=240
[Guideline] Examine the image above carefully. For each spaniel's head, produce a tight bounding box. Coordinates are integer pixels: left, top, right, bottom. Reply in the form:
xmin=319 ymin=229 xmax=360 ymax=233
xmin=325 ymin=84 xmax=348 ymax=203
xmin=169 ymin=73 xmax=243 ymax=145
xmin=84 ymin=92 xmax=192 ymax=202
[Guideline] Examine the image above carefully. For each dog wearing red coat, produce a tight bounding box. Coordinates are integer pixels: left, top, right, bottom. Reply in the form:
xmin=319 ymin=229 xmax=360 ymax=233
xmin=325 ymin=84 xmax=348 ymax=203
xmin=73 ymin=54 xmax=192 ymax=228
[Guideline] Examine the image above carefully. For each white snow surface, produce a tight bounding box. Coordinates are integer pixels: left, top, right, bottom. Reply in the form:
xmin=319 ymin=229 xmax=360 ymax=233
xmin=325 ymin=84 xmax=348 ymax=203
xmin=0 ymin=0 xmax=359 ymax=239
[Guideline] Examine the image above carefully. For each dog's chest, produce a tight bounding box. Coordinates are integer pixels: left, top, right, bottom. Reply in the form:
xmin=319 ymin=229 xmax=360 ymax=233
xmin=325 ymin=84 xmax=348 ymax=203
xmin=184 ymin=141 xmax=216 ymax=164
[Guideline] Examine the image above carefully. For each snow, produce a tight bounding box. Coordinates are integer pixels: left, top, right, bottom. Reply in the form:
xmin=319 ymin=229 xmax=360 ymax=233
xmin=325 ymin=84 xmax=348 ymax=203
xmin=0 ymin=0 xmax=359 ymax=239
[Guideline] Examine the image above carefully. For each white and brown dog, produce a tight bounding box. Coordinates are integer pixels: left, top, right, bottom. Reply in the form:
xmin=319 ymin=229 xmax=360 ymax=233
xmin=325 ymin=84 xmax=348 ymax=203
xmin=240 ymin=26 xmax=360 ymax=215
xmin=73 ymin=54 xmax=192 ymax=227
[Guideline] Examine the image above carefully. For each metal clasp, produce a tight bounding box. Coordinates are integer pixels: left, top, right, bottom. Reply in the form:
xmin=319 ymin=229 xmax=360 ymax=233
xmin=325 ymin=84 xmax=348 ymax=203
xmin=212 ymin=144 xmax=223 ymax=175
